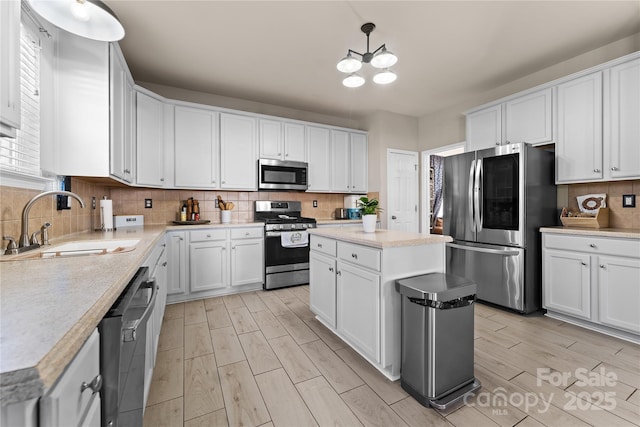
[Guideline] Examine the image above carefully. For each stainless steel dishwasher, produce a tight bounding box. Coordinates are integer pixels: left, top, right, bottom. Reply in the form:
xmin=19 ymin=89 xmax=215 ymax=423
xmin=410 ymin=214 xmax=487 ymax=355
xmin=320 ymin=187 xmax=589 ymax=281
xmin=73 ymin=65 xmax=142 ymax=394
xmin=99 ymin=266 xmax=157 ymax=427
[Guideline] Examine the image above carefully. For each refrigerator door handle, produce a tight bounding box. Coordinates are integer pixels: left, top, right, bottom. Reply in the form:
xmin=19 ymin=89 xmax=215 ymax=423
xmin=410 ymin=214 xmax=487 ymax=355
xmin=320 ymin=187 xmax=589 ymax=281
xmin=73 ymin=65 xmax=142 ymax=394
xmin=447 ymin=242 xmax=520 ymax=256
xmin=468 ymin=159 xmax=476 ymax=231
xmin=474 ymin=159 xmax=483 ymax=232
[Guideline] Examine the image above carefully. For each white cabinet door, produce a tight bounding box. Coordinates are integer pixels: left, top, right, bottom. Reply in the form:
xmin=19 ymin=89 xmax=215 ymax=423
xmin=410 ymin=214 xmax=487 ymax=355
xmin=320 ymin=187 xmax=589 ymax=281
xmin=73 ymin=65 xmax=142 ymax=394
xmin=259 ymin=118 xmax=282 ymax=160
xmin=607 ymin=58 xmax=640 ymax=180
xmin=598 ymin=255 xmax=640 ymax=333
xmin=166 ymin=232 xmax=187 ymax=296
xmin=174 ymin=106 xmax=219 ymax=188
xmin=109 ymin=44 xmax=134 ymax=183
xmin=284 ymin=122 xmax=306 ymax=162
xmin=136 ymin=92 xmax=166 ymax=187
xmin=556 ymin=72 xmax=603 ymax=183
xmin=231 ymin=239 xmax=263 ymax=287
xmin=307 ymin=126 xmax=332 ymax=191
xmin=0 ymin=0 xmax=21 ymax=134
xmin=309 ymin=252 xmax=337 ymax=328
xmin=337 ymin=262 xmax=380 ymax=362
xmin=190 ymin=240 xmax=228 ymax=292
xmin=504 ymin=88 xmax=553 ymax=145
xmin=220 ymin=113 xmax=257 ymax=190
xmin=466 ymin=105 xmax=502 ymax=151
xmin=331 ymin=130 xmax=350 ymax=192
xmin=543 ymin=249 xmax=591 ymax=320
xmin=350 ymin=133 xmax=368 ymax=193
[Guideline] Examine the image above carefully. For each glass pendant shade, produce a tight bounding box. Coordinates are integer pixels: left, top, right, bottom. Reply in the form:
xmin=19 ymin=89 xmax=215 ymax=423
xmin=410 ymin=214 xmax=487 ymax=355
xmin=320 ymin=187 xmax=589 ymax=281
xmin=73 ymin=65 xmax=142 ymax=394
xmin=371 ymin=48 xmax=398 ymax=69
xmin=337 ymin=54 xmax=362 ymax=73
xmin=373 ymin=69 xmax=397 ymax=85
xmin=343 ymin=73 xmax=365 ymax=88
xmin=27 ymin=0 xmax=125 ymax=41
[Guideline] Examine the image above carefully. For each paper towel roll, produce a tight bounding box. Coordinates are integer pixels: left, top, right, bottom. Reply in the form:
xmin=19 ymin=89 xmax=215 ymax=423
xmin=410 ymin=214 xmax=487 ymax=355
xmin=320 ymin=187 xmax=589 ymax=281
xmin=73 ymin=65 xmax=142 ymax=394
xmin=100 ymin=199 xmax=114 ymax=231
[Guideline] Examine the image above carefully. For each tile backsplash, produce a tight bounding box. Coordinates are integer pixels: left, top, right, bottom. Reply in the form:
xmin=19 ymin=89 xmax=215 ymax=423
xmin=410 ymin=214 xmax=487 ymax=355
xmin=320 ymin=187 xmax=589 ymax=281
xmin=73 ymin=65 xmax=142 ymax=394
xmin=0 ymin=178 xmax=370 ymax=243
xmin=566 ymin=180 xmax=639 ymax=228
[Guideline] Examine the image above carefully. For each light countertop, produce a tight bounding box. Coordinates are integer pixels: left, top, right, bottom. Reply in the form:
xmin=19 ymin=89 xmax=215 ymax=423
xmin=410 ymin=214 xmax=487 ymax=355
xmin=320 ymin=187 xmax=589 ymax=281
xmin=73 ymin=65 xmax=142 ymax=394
xmin=0 ymin=221 xmax=263 ymax=404
xmin=540 ymin=226 xmax=640 ymax=239
xmin=316 ymin=219 xmax=362 ymax=225
xmin=308 ymin=228 xmax=452 ymax=249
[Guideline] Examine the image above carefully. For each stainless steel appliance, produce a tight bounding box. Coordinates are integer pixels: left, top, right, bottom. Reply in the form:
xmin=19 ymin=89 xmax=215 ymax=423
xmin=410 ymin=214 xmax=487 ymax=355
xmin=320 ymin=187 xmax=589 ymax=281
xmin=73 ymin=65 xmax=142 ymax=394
xmin=443 ymin=143 xmax=556 ymax=313
xmin=255 ymin=200 xmax=317 ymax=289
xmin=335 ymin=208 xmax=348 ymax=219
xmin=99 ymin=267 xmax=157 ymax=426
xmin=258 ymin=159 xmax=308 ymax=191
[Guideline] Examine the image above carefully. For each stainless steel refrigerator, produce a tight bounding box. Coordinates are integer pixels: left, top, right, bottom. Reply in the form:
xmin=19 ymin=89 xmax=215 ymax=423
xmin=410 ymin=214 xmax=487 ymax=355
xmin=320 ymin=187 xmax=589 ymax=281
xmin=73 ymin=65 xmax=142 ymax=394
xmin=443 ymin=143 xmax=556 ymax=313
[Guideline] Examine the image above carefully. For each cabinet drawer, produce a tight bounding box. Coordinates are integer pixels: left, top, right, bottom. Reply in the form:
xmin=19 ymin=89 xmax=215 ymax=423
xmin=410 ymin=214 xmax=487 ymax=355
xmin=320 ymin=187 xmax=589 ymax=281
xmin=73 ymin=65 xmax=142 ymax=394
xmin=544 ymin=234 xmax=640 ymax=258
xmin=338 ymin=242 xmax=381 ymax=271
xmin=40 ymin=329 xmax=100 ymax=427
xmin=190 ymin=229 xmax=227 ymax=242
xmin=230 ymin=227 xmax=263 ymax=240
xmin=311 ymin=235 xmax=336 ymax=257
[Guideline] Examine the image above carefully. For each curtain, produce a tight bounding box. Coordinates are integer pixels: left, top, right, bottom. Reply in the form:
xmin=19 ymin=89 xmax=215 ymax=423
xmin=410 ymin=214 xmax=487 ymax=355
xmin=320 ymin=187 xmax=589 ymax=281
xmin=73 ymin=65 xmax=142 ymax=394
xmin=430 ymin=155 xmax=444 ymax=227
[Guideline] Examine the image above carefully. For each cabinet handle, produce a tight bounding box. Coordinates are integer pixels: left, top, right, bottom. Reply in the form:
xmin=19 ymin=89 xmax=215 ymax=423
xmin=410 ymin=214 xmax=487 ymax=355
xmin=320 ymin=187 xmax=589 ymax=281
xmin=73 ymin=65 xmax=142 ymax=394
xmin=351 ymin=253 xmax=358 ymax=259
xmin=496 ymin=142 xmax=501 ymax=146
xmin=232 ymin=246 xmax=236 ymax=250
xmin=581 ymin=262 xmax=587 ymax=266
xmin=212 ymin=180 xmax=216 ymax=184
xmin=600 ymin=264 xmax=606 ymax=269
xmin=611 ymin=167 xmax=619 ymax=171
xmin=179 ymin=237 xmax=184 ymax=241
xmin=589 ymin=244 xmax=597 ymax=248
xmin=124 ymin=169 xmax=130 ymax=174
xmin=593 ymin=169 xmax=601 ymax=173
xmin=329 ymin=267 xmax=333 ymax=272
xmin=81 ymin=374 xmax=102 ymax=394
xmin=206 ymin=234 xmax=212 ymax=238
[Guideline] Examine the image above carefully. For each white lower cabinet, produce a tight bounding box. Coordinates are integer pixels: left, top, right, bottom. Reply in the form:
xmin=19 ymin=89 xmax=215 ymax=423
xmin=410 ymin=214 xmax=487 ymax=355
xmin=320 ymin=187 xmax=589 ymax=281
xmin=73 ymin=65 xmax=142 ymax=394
xmin=309 ymin=251 xmax=337 ymax=328
xmin=337 ymin=261 xmax=380 ymax=362
xmin=40 ymin=329 xmax=101 ymax=427
xmin=167 ymin=226 xmax=264 ymax=303
xmin=542 ymin=231 xmax=640 ymax=339
xmin=166 ymin=231 xmax=188 ymax=296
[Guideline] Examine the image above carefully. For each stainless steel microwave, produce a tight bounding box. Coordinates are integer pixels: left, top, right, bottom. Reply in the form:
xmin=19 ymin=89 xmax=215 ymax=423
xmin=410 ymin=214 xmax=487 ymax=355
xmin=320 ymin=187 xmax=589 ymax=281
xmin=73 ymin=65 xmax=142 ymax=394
xmin=258 ymin=159 xmax=308 ymax=191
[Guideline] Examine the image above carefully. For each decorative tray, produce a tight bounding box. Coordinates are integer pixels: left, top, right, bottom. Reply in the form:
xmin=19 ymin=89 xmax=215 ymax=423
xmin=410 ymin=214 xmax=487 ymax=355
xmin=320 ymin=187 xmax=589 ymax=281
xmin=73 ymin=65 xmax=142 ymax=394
xmin=171 ymin=220 xmax=211 ymax=225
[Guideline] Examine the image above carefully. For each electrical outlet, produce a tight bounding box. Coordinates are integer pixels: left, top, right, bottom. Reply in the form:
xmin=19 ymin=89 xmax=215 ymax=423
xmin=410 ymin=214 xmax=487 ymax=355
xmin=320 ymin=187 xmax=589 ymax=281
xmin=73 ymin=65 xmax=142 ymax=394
xmin=622 ymin=194 xmax=636 ymax=208
xmin=145 ymin=199 xmax=153 ymax=208
xmin=313 ymin=200 xmax=318 ymax=208
xmin=92 ymin=196 xmax=96 ymax=209
xmin=215 ymin=199 xmax=219 ymax=208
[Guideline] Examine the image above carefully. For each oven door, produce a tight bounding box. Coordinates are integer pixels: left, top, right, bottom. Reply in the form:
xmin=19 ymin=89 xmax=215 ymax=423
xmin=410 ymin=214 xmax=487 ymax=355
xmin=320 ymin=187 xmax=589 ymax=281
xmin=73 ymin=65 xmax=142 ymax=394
xmin=264 ymin=231 xmax=310 ymax=289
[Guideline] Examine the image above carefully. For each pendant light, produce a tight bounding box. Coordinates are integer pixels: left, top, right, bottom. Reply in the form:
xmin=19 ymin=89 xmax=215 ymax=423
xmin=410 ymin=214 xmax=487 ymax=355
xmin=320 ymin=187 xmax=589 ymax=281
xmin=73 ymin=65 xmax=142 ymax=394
xmin=337 ymin=23 xmax=398 ymax=87
xmin=27 ymin=0 xmax=125 ymax=42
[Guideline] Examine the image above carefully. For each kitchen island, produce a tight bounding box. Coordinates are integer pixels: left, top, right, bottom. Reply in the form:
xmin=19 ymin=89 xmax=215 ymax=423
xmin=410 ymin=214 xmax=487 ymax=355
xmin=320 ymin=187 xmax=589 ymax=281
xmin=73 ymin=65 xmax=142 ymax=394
xmin=307 ymin=228 xmax=452 ymax=380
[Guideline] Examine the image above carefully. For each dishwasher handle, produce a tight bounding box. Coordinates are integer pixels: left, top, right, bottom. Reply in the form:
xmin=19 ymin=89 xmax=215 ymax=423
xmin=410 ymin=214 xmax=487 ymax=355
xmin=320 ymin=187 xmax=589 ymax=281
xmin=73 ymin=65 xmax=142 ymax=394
xmin=122 ymin=280 xmax=158 ymax=342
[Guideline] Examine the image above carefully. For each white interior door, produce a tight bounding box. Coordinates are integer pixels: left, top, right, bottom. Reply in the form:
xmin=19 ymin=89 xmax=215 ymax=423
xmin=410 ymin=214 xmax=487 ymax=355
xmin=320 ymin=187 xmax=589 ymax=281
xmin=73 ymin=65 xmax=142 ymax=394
xmin=387 ymin=149 xmax=418 ymax=232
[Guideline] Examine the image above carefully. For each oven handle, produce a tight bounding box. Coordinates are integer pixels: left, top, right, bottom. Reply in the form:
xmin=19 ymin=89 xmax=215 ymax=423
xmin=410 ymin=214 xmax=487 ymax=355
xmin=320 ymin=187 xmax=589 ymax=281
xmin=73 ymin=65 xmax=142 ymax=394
xmin=266 ymin=230 xmax=312 ymax=239
xmin=122 ymin=280 xmax=158 ymax=342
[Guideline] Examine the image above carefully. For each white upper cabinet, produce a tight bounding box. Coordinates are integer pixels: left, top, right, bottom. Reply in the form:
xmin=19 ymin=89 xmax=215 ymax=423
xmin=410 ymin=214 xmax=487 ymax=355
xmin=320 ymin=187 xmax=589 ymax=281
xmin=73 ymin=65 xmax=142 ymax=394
xmin=504 ymin=88 xmax=553 ymax=145
xmin=466 ymin=105 xmax=502 ymax=151
xmin=466 ymin=87 xmax=553 ymax=151
xmin=220 ymin=113 xmax=257 ymax=190
xmin=259 ymin=119 xmax=306 ymax=162
xmin=556 ymin=72 xmax=603 ymax=183
xmin=331 ymin=130 xmax=350 ymax=192
xmin=350 ymin=133 xmax=368 ymax=193
xmin=174 ymin=105 xmax=219 ymax=188
xmin=606 ymin=58 xmax=640 ymax=180
xmin=0 ymin=0 xmax=21 ymax=137
xmin=136 ymin=91 xmax=166 ymax=187
xmin=109 ymin=44 xmax=135 ymax=183
xmin=307 ymin=126 xmax=332 ymax=192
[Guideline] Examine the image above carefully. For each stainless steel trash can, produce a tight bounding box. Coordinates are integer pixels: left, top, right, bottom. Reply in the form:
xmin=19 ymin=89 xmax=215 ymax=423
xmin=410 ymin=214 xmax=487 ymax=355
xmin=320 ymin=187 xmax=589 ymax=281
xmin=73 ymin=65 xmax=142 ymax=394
xmin=396 ymin=273 xmax=481 ymax=410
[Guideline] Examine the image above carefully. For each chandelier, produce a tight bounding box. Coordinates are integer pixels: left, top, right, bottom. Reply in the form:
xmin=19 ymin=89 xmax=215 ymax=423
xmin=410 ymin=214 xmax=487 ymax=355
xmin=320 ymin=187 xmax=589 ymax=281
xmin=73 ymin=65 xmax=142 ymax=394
xmin=337 ymin=22 xmax=397 ymax=88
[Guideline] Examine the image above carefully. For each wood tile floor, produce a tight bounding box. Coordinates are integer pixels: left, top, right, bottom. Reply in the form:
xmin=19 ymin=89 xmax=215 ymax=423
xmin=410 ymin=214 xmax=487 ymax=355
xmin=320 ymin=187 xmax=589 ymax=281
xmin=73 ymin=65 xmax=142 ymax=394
xmin=143 ymin=286 xmax=640 ymax=427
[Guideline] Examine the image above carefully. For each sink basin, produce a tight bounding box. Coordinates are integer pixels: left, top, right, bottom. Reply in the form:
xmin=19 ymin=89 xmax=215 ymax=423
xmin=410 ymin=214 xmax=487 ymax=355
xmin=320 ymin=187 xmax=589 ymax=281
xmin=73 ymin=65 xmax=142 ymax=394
xmin=5 ymin=239 xmax=140 ymax=260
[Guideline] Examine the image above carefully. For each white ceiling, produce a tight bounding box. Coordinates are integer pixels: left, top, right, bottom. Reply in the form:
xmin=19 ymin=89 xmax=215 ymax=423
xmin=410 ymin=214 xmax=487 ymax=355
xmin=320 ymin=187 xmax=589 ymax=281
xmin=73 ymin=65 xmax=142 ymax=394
xmin=106 ymin=1 xmax=640 ymax=121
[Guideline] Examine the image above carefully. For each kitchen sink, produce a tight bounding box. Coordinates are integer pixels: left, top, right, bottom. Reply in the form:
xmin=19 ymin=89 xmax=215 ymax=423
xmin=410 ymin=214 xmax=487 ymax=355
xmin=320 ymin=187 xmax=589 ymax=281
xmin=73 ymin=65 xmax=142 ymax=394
xmin=4 ymin=239 xmax=140 ymax=260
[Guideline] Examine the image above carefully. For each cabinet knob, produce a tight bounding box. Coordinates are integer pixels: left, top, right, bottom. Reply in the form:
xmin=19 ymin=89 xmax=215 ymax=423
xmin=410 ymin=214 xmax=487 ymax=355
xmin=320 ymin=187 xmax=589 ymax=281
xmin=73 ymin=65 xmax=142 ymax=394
xmin=285 ymin=153 xmax=289 ymax=157
xmin=160 ymin=178 xmax=165 ymax=182
xmin=351 ymin=253 xmax=358 ymax=259
xmin=81 ymin=374 xmax=102 ymax=394
xmin=329 ymin=267 xmax=333 ymax=272
xmin=496 ymin=142 xmax=501 ymax=146
xmin=232 ymin=246 xmax=236 ymax=250
xmin=593 ymin=169 xmax=601 ymax=173
xmin=317 ymin=243 xmax=323 ymax=248
xmin=278 ymin=153 xmax=282 ymax=156
xmin=600 ymin=264 xmax=606 ymax=269
xmin=222 ymin=247 xmax=226 ymax=251
xmin=337 ymin=271 xmax=342 ymax=276
xmin=611 ymin=166 xmax=619 ymax=171
xmin=206 ymin=234 xmax=211 ymax=238
xmin=581 ymin=262 xmax=587 ymax=266
xmin=222 ymin=181 xmax=226 ymax=184
xmin=589 ymin=244 xmax=597 ymax=248
xmin=212 ymin=180 xmax=216 ymax=184
xmin=179 ymin=237 xmax=184 ymax=241
xmin=162 ymin=261 xmax=167 ymax=267
xmin=124 ymin=169 xmax=130 ymax=174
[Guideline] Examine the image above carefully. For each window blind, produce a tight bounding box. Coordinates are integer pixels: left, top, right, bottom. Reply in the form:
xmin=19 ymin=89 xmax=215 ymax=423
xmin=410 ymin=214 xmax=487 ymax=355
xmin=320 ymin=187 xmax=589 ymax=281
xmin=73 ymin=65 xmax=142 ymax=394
xmin=0 ymin=21 xmax=41 ymax=175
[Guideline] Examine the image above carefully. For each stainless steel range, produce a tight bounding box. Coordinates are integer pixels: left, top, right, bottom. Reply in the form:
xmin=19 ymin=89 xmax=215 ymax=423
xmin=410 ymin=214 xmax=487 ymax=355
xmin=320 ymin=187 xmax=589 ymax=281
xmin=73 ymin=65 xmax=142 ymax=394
xmin=255 ymin=201 xmax=317 ymax=290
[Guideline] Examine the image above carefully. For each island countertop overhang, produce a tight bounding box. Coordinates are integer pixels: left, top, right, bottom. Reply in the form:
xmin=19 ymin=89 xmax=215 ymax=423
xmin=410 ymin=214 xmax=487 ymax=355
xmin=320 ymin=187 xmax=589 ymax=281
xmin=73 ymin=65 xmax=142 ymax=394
xmin=307 ymin=228 xmax=452 ymax=249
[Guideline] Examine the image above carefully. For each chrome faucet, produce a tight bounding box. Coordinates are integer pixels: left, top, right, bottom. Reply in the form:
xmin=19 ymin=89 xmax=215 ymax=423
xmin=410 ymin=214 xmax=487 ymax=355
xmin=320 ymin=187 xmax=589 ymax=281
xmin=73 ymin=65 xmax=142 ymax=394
xmin=18 ymin=191 xmax=85 ymax=249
